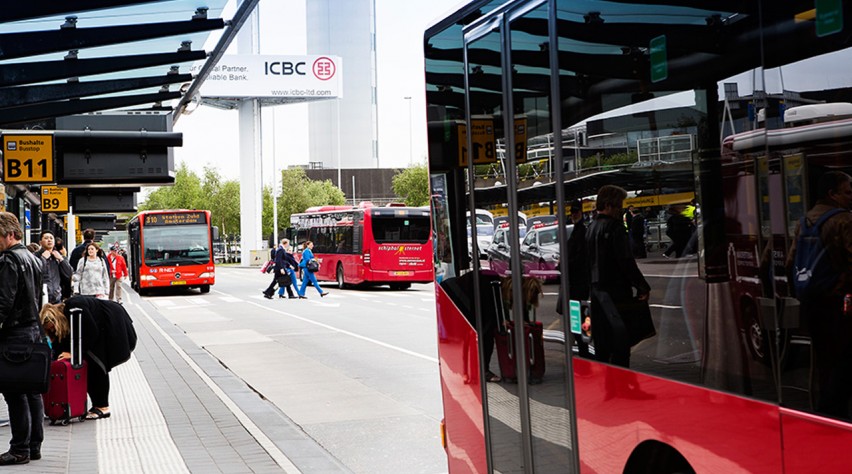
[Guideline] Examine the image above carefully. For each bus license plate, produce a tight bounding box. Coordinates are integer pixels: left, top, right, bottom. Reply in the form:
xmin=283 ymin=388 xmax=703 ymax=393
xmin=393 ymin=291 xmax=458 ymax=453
xmin=392 ymin=271 xmax=412 ymax=276
xmin=171 ymin=280 xmax=187 ymax=285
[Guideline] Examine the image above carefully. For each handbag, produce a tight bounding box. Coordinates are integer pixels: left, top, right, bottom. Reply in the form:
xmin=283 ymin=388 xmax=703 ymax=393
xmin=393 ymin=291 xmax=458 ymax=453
xmin=306 ymin=259 xmax=320 ymax=273
xmin=277 ymin=273 xmax=292 ymax=286
xmin=617 ymin=297 xmax=656 ymax=347
xmin=0 ymin=341 xmax=51 ymax=394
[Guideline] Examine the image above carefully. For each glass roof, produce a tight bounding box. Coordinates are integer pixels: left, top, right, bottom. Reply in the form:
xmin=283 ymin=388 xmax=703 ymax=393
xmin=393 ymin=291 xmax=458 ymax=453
xmin=0 ymin=0 xmax=242 ymax=127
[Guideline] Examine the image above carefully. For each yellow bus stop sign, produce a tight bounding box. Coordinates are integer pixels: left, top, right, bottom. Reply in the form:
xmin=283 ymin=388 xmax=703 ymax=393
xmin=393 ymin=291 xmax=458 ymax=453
xmin=41 ymin=186 xmax=69 ymax=213
xmin=3 ymin=134 xmax=54 ymax=183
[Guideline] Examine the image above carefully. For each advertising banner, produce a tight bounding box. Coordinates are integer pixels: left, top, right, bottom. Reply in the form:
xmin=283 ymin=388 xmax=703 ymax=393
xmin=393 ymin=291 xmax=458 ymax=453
xmin=196 ymin=55 xmax=343 ymax=99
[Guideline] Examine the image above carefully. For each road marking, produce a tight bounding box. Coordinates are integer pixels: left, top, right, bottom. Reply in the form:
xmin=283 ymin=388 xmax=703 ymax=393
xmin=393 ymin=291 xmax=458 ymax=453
xmin=129 ymin=301 xmax=302 ymax=473
xmin=219 ymin=296 xmax=243 ymax=303
xmin=241 ymin=299 xmax=438 ymax=364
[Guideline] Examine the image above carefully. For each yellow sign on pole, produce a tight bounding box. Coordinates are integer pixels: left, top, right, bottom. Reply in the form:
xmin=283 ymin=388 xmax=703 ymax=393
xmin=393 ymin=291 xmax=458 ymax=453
xmin=458 ymin=118 xmax=497 ymax=167
xmin=2 ymin=133 xmax=54 ymax=183
xmin=41 ymin=186 xmax=69 ymax=213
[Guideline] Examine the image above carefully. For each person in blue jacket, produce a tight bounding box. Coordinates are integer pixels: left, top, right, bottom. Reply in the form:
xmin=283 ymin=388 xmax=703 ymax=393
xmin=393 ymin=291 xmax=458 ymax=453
xmin=298 ymin=241 xmax=329 ymax=298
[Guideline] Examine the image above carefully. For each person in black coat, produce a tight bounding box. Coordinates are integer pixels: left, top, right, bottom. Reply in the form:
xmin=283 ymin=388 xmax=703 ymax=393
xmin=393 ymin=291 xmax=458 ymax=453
xmin=0 ymin=212 xmax=45 ymax=465
xmin=275 ymin=239 xmax=300 ymax=299
xmin=39 ymin=296 xmax=137 ymax=420
xmin=629 ymin=208 xmax=647 ymax=259
xmin=586 ymin=185 xmax=651 ymax=368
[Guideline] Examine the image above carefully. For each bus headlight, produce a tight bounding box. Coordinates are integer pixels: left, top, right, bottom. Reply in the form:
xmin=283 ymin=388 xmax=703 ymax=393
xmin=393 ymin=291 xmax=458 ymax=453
xmin=198 ymin=272 xmax=215 ymax=279
xmin=141 ymin=275 xmax=156 ymax=281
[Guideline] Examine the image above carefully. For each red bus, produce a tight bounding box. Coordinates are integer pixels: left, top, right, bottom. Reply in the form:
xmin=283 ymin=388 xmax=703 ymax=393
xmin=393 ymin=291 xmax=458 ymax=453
xmin=290 ymin=203 xmax=433 ymax=289
xmin=426 ymin=1 xmax=852 ymax=472
xmin=127 ymin=210 xmax=215 ymax=295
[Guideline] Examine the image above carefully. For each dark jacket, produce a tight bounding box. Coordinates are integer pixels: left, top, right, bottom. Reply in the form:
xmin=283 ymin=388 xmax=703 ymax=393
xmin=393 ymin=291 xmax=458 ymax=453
xmin=38 ymin=246 xmax=73 ymax=304
xmin=57 ymin=295 xmax=137 ymax=373
xmin=0 ymin=243 xmax=44 ymax=331
xmin=566 ymin=219 xmax=590 ymax=300
xmin=586 ymin=214 xmax=650 ymax=302
xmin=275 ymin=247 xmax=298 ymax=272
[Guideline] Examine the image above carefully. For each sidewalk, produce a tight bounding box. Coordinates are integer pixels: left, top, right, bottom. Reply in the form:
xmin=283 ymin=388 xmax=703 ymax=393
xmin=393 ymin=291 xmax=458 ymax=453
xmin=0 ymin=289 xmax=350 ymax=473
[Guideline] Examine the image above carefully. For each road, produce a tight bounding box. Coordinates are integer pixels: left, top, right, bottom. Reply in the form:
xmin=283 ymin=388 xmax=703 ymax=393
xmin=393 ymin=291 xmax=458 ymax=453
xmin=133 ymin=266 xmax=447 ymax=474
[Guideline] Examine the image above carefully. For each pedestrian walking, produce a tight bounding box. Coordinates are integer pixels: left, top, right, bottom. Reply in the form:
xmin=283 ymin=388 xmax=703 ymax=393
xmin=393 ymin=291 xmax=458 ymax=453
xmin=586 ymin=185 xmax=651 ymax=368
xmin=298 ymin=241 xmax=329 ymax=298
xmin=107 ymin=244 xmax=128 ymax=303
xmin=275 ymin=239 xmax=300 ymax=299
xmin=74 ymin=242 xmax=109 ymax=298
xmin=0 ymin=212 xmax=45 ymax=465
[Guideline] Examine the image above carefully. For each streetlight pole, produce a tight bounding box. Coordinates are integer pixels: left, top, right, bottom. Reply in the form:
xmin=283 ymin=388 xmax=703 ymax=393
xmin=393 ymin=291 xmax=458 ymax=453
xmin=272 ymin=108 xmax=278 ymax=247
xmin=404 ymin=96 xmax=412 ymax=165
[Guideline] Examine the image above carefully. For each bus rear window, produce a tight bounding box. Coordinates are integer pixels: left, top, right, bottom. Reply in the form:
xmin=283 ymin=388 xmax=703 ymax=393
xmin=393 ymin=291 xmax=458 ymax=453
xmin=371 ymin=216 xmax=430 ymax=243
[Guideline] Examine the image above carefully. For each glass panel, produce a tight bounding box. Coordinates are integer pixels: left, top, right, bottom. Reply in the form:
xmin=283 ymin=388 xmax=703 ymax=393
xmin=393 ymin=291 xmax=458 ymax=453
xmin=553 ymin=0 xmax=776 ymax=403
xmin=764 ymin=14 xmax=852 ymax=422
xmin=468 ymin=25 xmax=526 ymax=474
xmin=510 ymin=3 xmax=574 ymax=470
xmin=142 ymin=224 xmax=210 ymax=265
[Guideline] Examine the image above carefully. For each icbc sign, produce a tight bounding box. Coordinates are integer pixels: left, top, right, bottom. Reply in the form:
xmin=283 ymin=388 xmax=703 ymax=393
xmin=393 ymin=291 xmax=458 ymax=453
xmin=312 ymin=57 xmax=336 ymax=81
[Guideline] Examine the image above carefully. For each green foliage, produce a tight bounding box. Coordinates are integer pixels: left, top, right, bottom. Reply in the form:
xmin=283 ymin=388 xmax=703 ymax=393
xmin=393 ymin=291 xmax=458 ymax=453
xmin=579 ymin=151 xmax=638 ymax=170
xmin=277 ymin=168 xmax=346 ymax=228
xmin=602 ymin=151 xmax=638 ymax=167
xmin=391 ymin=165 xmax=429 ymax=207
xmin=139 ymin=163 xmax=241 ymax=238
xmin=139 ymin=163 xmax=204 ymax=210
xmin=580 ymin=154 xmax=602 ymax=170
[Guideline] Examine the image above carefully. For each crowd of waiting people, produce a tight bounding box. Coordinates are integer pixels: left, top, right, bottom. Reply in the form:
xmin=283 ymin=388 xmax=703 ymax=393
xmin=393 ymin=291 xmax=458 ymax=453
xmin=0 ymin=217 xmax=135 ymax=465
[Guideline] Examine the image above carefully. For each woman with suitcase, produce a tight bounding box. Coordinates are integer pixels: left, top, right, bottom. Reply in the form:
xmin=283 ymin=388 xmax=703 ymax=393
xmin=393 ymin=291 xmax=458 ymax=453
xmin=39 ymin=295 xmax=137 ymax=420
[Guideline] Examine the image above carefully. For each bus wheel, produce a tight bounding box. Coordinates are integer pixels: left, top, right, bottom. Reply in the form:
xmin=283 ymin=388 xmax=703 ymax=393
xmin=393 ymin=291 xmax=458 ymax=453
xmin=336 ymin=264 xmax=346 ymax=289
xmin=200 ymin=285 xmax=210 ymax=294
xmin=390 ymin=283 xmax=411 ymax=291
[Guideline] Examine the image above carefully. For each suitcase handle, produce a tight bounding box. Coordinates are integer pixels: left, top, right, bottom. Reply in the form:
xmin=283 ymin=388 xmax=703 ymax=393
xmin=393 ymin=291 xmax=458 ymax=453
xmin=528 ymin=330 xmax=535 ymax=365
xmin=507 ymin=326 xmax=513 ymax=360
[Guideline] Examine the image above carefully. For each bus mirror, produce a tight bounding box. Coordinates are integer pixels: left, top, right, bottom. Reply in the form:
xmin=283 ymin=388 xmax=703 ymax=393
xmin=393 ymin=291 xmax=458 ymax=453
xmin=212 ymin=226 xmax=220 ymax=241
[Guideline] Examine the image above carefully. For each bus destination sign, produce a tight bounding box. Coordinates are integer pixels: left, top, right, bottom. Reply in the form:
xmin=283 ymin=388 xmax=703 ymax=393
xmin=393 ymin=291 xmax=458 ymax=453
xmin=144 ymin=212 xmax=206 ymax=226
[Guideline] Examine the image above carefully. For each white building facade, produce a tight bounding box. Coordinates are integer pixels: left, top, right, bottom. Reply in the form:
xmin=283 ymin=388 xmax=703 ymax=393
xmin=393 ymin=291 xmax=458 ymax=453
xmin=307 ymin=0 xmax=378 ymax=171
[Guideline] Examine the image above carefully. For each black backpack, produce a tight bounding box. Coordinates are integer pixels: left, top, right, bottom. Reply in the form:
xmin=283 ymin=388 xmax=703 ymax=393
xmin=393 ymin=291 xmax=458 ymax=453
xmin=793 ymin=208 xmax=844 ymax=299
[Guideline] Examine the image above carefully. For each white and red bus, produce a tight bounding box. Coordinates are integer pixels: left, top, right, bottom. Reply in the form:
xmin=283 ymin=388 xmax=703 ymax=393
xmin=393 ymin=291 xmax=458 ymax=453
xmin=290 ymin=203 xmax=433 ymax=290
xmin=127 ymin=210 xmax=215 ymax=295
xmin=426 ymin=1 xmax=852 ymax=472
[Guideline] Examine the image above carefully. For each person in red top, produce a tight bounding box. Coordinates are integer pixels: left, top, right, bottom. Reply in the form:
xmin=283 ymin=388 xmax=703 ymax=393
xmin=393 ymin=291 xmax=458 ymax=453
xmin=107 ymin=243 xmax=128 ymax=303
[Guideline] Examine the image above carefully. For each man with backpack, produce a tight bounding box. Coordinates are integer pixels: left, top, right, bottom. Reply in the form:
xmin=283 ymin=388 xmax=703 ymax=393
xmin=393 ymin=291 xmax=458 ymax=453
xmin=787 ymin=170 xmax=852 ymax=419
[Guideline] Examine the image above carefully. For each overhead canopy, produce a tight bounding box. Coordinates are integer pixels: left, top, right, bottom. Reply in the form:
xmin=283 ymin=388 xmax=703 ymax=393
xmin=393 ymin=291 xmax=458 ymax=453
xmin=0 ymin=0 xmax=258 ymax=128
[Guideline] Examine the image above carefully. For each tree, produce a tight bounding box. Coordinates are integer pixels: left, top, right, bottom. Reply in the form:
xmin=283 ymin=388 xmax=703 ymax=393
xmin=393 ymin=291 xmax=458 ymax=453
xmin=139 ymin=163 xmax=241 ymax=238
xmin=277 ymin=168 xmax=346 ymax=227
xmin=139 ymin=163 xmax=204 ymax=211
xmin=392 ymin=165 xmax=429 ymax=207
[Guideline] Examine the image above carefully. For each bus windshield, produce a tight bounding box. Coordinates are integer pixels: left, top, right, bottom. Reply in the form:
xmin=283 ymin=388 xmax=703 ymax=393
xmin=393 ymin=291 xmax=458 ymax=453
xmin=371 ymin=215 xmax=430 ymax=244
xmin=143 ymin=224 xmax=211 ymax=266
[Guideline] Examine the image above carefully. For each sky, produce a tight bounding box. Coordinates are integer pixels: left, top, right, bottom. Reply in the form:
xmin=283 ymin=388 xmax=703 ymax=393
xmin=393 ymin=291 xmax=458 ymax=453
xmin=171 ymin=0 xmax=464 ymax=188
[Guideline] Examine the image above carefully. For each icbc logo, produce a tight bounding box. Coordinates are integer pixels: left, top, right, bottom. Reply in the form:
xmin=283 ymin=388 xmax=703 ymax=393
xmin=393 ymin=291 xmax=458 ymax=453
xmin=312 ymin=57 xmax=336 ymax=81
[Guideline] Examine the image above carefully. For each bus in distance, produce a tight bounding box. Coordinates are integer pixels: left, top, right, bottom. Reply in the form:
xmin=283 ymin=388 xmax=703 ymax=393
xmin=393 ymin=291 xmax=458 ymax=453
xmin=290 ymin=203 xmax=433 ymax=290
xmin=127 ymin=209 xmax=215 ymax=295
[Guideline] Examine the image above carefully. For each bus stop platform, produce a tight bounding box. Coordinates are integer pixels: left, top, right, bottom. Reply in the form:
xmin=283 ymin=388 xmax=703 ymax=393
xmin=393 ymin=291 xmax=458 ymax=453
xmin=0 ymin=290 xmax=350 ymax=473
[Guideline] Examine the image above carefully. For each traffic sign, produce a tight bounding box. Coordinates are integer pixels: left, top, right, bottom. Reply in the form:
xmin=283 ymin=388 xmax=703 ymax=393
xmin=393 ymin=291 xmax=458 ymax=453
xmin=41 ymin=186 xmax=69 ymax=213
xmin=458 ymin=118 xmax=497 ymax=167
xmin=2 ymin=133 xmax=54 ymax=183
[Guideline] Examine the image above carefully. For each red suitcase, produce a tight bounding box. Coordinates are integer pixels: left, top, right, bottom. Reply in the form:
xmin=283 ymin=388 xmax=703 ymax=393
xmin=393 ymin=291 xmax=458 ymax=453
xmin=495 ymin=321 xmax=545 ymax=383
xmin=43 ymin=360 xmax=88 ymax=425
xmin=43 ymin=308 xmax=88 ymax=425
